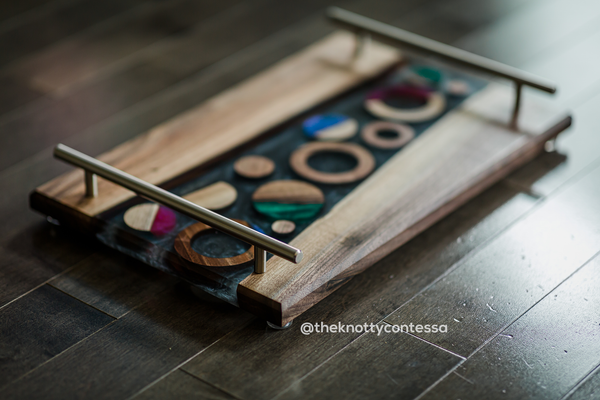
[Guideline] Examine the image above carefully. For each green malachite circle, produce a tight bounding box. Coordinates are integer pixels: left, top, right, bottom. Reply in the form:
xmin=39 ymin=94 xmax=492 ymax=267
xmin=253 ymin=202 xmax=323 ymax=221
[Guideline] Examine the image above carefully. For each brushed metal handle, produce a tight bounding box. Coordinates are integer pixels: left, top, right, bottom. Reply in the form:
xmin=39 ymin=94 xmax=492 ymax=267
xmin=326 ymin=7 xmax=558 ymax=128
xmin=54 ymin=144 xmax=303 ymax=274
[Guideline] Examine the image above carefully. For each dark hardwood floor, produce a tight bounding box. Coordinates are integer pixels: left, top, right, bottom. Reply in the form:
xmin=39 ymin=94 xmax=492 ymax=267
xmin=0 ymin=0 xmax=599 ymax=398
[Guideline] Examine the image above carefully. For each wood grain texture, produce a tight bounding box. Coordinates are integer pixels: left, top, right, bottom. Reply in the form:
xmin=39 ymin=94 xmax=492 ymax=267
xmin=0 ymin=284 xmax=114 ymax=388
xmin=181 ymin=183 xmax=537 ymax=400
xmin=384 ymin=161 xmax=600 ymax=357
xmin=421 ymin=252 xmax=600 ymax=400
xmin=239 ymin=82 xmax=571 ymax=326
xmin=2 ymin=285 xmax=253 ymax=399
xmin=34 ymin=31 xmax=400 ymax=216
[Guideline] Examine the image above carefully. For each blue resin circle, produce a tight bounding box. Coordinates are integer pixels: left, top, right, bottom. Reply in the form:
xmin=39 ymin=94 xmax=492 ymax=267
xmin=302 ymin=114 xmax=357 ymax=141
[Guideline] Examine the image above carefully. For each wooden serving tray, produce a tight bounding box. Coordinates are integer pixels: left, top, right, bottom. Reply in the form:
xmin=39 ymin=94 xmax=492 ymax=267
xmin=30 ymin=31 xmax=571 ymax=326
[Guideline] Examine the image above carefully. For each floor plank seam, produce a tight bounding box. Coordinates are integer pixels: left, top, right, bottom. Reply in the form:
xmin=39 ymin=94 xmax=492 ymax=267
xmin=126 ymin=316 xmax=257 ymax=400
xmin=402 ymin=330 xmax=466 ymax=360
xmin=270 ymin=330 xmax=375 ymax=400
xmin=413 ymin=359 xmax=467 ymax=400
xmin=0 ymin=249 xmax=97 ymax=311
xmin=0 ymin=278 xmax=182 ymax=391
xmin=560 ymin=362 xmax=600 ymax=400
xmin=0 ymin=315 xmax=120 ymax=392
xmin=47 ymin=280 xmax=121 ymax=319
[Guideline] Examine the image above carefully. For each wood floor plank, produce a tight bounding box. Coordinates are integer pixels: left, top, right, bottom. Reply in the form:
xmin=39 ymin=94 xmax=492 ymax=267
xmin=0 ymin=0 xmax=56 ymax=25
xmin=180 ymin=183 xmax=536 ymax=400
xmin=384 ymin=161 xmax=600 ymax=357
xmin=0 ymin=284 xmax=114 ymax=388
xmin=521 ymin=27 xmax=600 ymax=107
xmin=48 ymin=252 xmax=177 ymax=318
xmin=566 ymin=364 xmax=600 ymax=400
xmin=506 ymin=91 xmax=600 ymax=197
xmin=1 ymin=285 xmax=253 ymax=400
xmin=455 ymin=0 xmax=600 ymax=67
xmin=0 ymin=75 xmax=44 ymax=116
xmin=277 ymin=324 xmax=462 ymax=400
xmin=0 ymin=224 xmax=97 ymax=308
xmin=8 ymin=0 xmax=243 ymax=95
xmin=133 ymin=369 xmax=237 ymax=400
xmin=494 ymin=25 xmax=600 ymax=196
xmin=0 ymin=0 xmax=335 ymax=172
xmin=421 ymin=251 xmax=600 ymax=400
xmin=393 ymin=0 xmax=534 ymax=45
xmin=0 ymin=0 xmax=145 ymax=68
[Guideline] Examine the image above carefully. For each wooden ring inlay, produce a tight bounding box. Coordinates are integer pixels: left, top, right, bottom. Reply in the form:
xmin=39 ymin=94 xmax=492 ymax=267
xmin=174 ymin=219 xmax=254 ymax=267
xmin=361 ymin=121 xmax=415 ymax=149
xmin=290 ymin=142 xmax=375 ymax=184
xmin=364 ymin=87 xmax=446 ymax=122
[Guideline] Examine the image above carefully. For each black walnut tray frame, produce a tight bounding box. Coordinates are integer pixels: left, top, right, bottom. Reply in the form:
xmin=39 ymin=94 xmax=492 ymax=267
xmin=30 ymin=9 xmax=572 ymax=327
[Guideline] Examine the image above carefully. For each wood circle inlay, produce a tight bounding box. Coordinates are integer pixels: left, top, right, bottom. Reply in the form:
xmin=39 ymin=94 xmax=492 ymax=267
xmin=361 ymin=121 xmax=415 ymax=149
xmin=183 ymin=181 xmax=237 ymax=210
xmin=446 ymin=79 xmax=471 ymax=96
xmin=272 ymin=220 xmax=296 ymax=235
xmin=290 ymin=142 xmax=375 ymax=184
xmin=174 ymin=219 xmax=254 ymax=267
xmin=252 ymin=180 xmax=324 ymax=221
xmin=234 ymin=155 xmax=275 ymax=179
